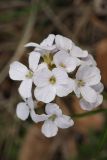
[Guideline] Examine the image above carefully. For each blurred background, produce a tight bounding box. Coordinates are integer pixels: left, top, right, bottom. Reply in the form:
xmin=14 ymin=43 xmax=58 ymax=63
xmin=0 ymin=0 xmax=107 ymax=159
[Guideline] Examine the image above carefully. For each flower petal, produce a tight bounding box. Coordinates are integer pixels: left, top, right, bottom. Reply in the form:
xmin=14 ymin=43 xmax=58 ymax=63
xmin=40 ymin=34 xmax=55 ymax=47
xmin=41 ymin=120 xmax=58 ymax=137
xmin=29 ymin=51 xmax=40 ymax=72
xmin=81 ymin=54 xmax=97 ymax=66
xmin=30 ymin=110 xmax=48 ymax=122
xmin=55 ymin=35 xmax=73 ymax=51
xmin=92 ymin=82 xmax=104 ymax=93
xmin=34 ymin=68 xmax=52 ymax=87
xmin=76 ymin=65 xmax=101 ymax=86
xmin=80 ymin=86 xmax=97 ymax=103
xmin=9 ymin=61 xmax=28 ymax=81
xmin=80 ymin=94 xmax=103 ymax=111
xmin=55 ymin=115 xmax=74 ymax=128
xmin=71 ymin=45 xmax=88 ymax=58
xmin=53 ymin=51 xmax=76 ymax=72
xmin=16 ymin=102 xmax=29 ymax=120
xmin=18 ymin=79 xmax=32 ymax=98
xmin=52 ymin=68 xmax=68 ymax=85
xmin=26 ymin=97 xmax=34 ymax=110
xmin=25 ymin=42 xmax=40 ymax=48
xmin=34 ymin=85 xmax=56 ymax=103
xmin=73 ymin=80 xmax=81 ymax=98
xmin=56 ymin=79 xmax=74 ymax=97
xmin=45 ymin=103 xmax=62 ymax=116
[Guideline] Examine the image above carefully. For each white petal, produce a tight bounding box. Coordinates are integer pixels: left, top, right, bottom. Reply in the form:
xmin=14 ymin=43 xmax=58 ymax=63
xmin=30 ymin=110 xmax=48 ymax=122
xmin=34 ymin=68 xmax=52 ymax=87
xmin=80 ymin=95 xmax=103 ymax=111
xmin=26 ymin=97 xmax=34 ymax=109
xmin=71 ymin=45 xmax=88 ymax=58
xmin=55 ymin=115 xmax=74 ymax=128
xmin=40 ymin=34 xmax=55 ymax=47
xmin=81 ymin=54 xmax=97 ymax=66
xmin=56 ymin=79 xmax=74 ymax=97
xmin=34 ymin=85 xmax=56 ymax=103
xmin=76 ymin=65 xmax=101 ymax=86
xmin=55 ymin=35 xmax=73 ymax=51
xmin=41 ymin=120 xmax=58 ymax=137
xmin=52 ymin=68 xmax=68 ymax=85
xmin=18 ymin=79 xmax=32 ymax=98
xmin=53 ymin=51 xmax=76 ymax=72
xmin=25 ymin=42 xmax=40 ymax=48
xmin=92 ymin=82 xmax=104 ymax=93
xmin=29 ymin=51 xmax=40 ymax=72
xmin=80 ymin=86 xmax=97 ymax=103
xmin=37 ymin=62 xmax=48 ymax=71
xmin=16 ymin=102 xmax=29 ymax=120
xmin=73 ymin=80 xmax=81 ymax=97
xmin=45 ymin=103 xmax=62 ymax=116
xmin=9 ymin=61 xmax=28 ymax=81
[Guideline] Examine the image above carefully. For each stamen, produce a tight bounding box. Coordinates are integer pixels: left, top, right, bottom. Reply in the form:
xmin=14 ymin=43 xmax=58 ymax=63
xmin=49 ymin=76 xmax=56 ymax=84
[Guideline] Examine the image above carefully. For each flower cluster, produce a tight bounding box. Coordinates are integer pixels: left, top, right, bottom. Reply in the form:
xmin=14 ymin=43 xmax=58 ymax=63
xmin=9 ymin=34 xmax=103 ymax=137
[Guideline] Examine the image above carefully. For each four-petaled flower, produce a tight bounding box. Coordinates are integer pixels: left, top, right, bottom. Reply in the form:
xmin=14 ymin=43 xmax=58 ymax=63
xmin=9 ymin=51 xmax=40 ymax=98
xmin=74 ymin=65 xmax=101 ymax=103
xmin=41 ymin=103 xmax=74 ymax=137
xmin=34 ymin=67 xmax=74 ymax=103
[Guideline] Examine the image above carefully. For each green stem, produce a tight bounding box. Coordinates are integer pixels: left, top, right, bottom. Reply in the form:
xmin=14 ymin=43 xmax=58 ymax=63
xmin=72 ymin=108 xmax=107 ymax=119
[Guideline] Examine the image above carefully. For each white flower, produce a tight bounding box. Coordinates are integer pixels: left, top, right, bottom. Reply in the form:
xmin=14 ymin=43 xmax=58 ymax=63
xmin=34 ymin=67 xmax=74 ymax=103
xmin=9 ymin=51 xmax=40 ymax=98
xmin=41 ymin=103 xmax=74 ymax=137
xmin=74 ymin=65 xmax=101 ymax=103
xmin=53 ymin=50 xmax=76 ymax=73
xmin=16 ymin=97 xmax=47 ymax=122
xmin=25 ymin=34 xmax=57 ymax=55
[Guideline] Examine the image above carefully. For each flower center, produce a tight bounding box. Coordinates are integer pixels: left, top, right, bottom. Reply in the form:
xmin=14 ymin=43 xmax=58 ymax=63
xmin=49 ymin=76 xmax=56 ymax=84
xmin=60 ymin=63 xmax=66 ymax=68
xmin=78 ymin=80 xmax=85 ymax=87
xmin=49 ymin=114 xmax=57 ymax=121
xmin=26 ymin=71 xmax=33 ymax=78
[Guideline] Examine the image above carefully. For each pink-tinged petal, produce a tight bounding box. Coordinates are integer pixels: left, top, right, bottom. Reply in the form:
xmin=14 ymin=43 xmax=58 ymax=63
xmin=9 ymin=61 xmax=28 ymax=81
xmin=34 ymin=68 xmax=52 ymax=87
xmin=56 ymin=79 xmax=74 ymax=97
xmin=34 ymin=85 xmax=56 ymax=103
xmin=29 ymin=51 xmax=40 ymax=72
xmin=41 ymin=120 xmax=58 ymax=137
xmin=18 ymin=79 xmax=32 ymax=98
xmin=92 ymin=82 xmax=104 ymax=93
xmin=71 ymin=45 xmax=88 ymax=58
xmin=80 ymin=86 xmax=97 ymax=103
xmin=55 ymin=115 xmax=74 ymax=128
xmin=52 ymin=68 xmax=68 ymax=85
xmin=45 ymin=103 xmax=62 ymax=116
xmin=55 ymin=35 xmax=73 ymax=51
xmin=16 ymin=102 xmax=29 ymax=120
